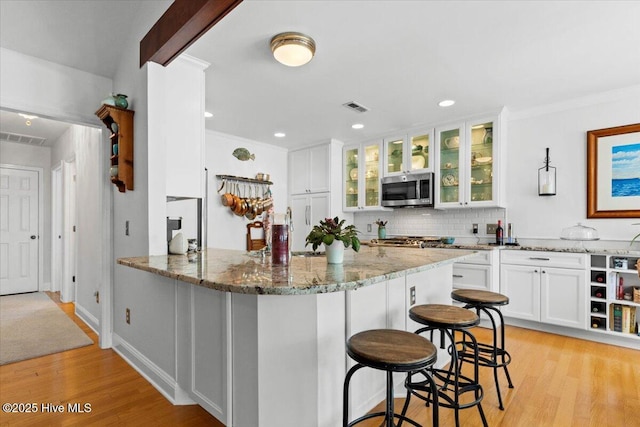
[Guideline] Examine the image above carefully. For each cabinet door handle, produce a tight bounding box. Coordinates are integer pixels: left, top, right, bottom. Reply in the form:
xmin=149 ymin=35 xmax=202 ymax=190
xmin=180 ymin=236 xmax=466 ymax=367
xmin=529 ymin=257 xmax=550 ymax=261
xmin=534 ymin=269 xmax=539 ymax=273
xmin=541 ymin=270 xmax=546 ymax=274
xmin=453 ymin=274 xmax=464 ymax=278
xmin=306 ymin=206 xmax=310 ymax=225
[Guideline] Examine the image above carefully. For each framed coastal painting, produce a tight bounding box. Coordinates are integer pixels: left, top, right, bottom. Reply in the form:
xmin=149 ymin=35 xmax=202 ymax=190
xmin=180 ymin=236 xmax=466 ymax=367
xmin=587 ymin=123 xmax=640 ymax=218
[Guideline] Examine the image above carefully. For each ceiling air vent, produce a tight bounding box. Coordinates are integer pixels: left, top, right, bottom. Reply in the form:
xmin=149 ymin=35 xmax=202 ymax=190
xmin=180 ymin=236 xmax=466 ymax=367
xmin=0 ymin=131 xmax=47 ymax=146
xmin=342 ymin=101 xmax=369 ymax=113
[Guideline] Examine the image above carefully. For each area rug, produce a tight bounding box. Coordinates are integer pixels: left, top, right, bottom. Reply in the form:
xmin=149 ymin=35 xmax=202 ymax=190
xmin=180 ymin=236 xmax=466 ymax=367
xmin=0 ymin=292 xmax=93 ymax=365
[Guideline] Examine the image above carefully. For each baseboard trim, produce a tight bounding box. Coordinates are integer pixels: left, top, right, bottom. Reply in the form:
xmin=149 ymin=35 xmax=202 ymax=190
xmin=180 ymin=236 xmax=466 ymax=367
xmin=112 ymin=333 xmax=195 ymax=406
xmin=75 ymin=303 xmax=99 ymax=334
xmin=504 ymin=318 xmax=640 ymax=350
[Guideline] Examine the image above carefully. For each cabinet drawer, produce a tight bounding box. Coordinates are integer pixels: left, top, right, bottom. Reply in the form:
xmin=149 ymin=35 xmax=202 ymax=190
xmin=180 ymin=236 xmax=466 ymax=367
xmin=501 ymin=250 xmax=586 ymax=269
xmin=452 ymin=264 xmax=491 ymax=291
xmin=457 ymin=251 xmax=493 ymax=265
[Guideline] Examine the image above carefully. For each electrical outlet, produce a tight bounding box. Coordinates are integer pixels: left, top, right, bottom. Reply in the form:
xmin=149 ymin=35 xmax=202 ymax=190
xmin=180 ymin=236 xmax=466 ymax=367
xmin=472 ymin=223 xmax=478 ymax=234
xmin=126 ymin=308 xmax=130 ymax=324
xmin=486 ymin=223 xmax=498 ymax=235
xmin=410 ymin=286 xmax=416 ymax=306
xmin=367 ymin=223 xmax=372 ymax=232
xmin=125 ymin=220 xmax=130 ymax=236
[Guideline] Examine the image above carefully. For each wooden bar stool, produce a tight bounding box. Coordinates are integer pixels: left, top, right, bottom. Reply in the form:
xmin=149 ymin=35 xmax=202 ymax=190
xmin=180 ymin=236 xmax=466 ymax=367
xmin=343 ymin=329 xmax=439 ymax=427
xmin=451 ymin=289 xmax=514 ymax=410
xmin=405 ymin=304 xmax=488 ymax=427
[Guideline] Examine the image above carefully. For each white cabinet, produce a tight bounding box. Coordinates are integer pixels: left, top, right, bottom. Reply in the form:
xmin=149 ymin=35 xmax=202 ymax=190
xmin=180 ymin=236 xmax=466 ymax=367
xmin=500 ymin=250 xmax=587 ymax=329
xmin=289 ymin=144 xmax=330 ymax=194
xmin=383 ymin=128 xmax=433 ymax=176
xmin=290 ymin=193 xmax=330 ymax=252
xmin=343 ymin=141 xmax=386 ymax=211
xmin=435 ymin=112 xmax=506 ymax=208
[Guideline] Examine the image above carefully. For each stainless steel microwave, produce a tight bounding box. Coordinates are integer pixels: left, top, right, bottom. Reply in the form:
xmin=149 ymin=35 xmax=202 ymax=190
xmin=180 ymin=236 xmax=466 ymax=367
xmin=381 ymin=173 xmax=434 ymax=207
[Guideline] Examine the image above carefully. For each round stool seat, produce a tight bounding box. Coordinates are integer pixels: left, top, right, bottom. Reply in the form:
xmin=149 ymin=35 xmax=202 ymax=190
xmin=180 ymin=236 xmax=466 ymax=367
xmin=347 ymin=329 xmax=437 ymax=372
xmin=452 ymin=289 xmax=509 ymax=306
xmin=410 ymin=304 xmax=479 ymax=329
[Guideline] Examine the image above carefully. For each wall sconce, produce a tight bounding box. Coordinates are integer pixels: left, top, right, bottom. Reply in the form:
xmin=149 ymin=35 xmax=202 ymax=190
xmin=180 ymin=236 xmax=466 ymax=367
xmin=538 ymin=147 xmax=556 ymax=196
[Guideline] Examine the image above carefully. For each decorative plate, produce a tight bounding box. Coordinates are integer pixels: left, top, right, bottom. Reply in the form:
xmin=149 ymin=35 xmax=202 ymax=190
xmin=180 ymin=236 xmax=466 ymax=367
xmin=349 ymin=168 xmax=358 ymax=180
xmin=442 ymin=174 xmax=456 ymax=186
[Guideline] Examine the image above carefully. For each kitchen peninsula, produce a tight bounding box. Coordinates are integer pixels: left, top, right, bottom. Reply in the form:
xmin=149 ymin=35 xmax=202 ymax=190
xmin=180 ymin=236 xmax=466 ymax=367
xmin=118 ymin=246 xmax=475 ymax=427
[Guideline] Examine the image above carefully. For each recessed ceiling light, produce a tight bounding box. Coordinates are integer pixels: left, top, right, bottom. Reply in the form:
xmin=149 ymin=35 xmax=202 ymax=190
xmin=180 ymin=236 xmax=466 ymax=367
xmin=438 ymin=100 xmax=455 ymax=107
xmin=352 ymin=123 xmax=364 ymax=129
xmin=274 ymin=132 xmax=286 ymax=138
xmin=204 ymin=111 xmax=213 ymax=118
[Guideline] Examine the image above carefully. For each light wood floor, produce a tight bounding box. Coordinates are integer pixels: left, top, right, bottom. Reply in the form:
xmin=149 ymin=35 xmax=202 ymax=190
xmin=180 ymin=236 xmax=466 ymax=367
xmin=1 ymin=294 xmax=638 ymax=427
xmin=0 ymin=292 xmax=223 ymax=427
xmin=358 ymin=325 xmax=640 ymax=427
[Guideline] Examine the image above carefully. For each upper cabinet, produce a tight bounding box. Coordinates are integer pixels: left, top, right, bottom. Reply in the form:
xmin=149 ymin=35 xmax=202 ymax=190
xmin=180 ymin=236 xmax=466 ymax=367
xmin=289 ymin=144 xmax=330 ymax=194
xmin=435 ymin=111 xmax=506 ymax=209
xmin=343 ymin=141 xmax=386 ymax=211
xmin=95 ymin=104 xmax=134 ymax=193
xmin=383 ymin=129 xmax=433 ymax=176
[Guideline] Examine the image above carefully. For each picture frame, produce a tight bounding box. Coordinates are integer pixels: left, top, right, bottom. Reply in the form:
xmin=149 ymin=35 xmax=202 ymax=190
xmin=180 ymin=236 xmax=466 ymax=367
xmin=587 ymin=123 xmax=640 ymax=218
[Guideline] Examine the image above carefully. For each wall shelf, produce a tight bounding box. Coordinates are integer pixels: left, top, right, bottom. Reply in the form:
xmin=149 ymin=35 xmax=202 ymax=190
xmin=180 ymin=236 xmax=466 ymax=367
xmin=95 ymin=104 xmax=134 ymax=192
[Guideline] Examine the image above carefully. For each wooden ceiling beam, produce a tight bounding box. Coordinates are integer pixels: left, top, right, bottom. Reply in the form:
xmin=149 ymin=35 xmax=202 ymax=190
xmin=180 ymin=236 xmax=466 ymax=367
xmin=140 ymin=0 xmax=243 ymax=68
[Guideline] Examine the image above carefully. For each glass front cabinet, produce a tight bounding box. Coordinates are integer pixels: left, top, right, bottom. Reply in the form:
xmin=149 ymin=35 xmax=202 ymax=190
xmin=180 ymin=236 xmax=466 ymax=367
xmin=384 ymin=129 xmax=433 ymax=176
xmin=343 ymin=141 xmax=385 ymax=211
xmin=435 ymin=113 xmax=505 ymax=208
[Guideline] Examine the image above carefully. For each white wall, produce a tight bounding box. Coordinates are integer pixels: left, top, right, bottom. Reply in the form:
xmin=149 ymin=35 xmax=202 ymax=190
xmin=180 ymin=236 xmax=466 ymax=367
xmin=0 ymin=141 xmax=52 ymax=285
xmin=205 ymin=130 xmax=288 ymax=250
xmin=0 ymin=48 xmax=111 ymax=126
xmin=507 ymin=86 xmax=640 ymax=244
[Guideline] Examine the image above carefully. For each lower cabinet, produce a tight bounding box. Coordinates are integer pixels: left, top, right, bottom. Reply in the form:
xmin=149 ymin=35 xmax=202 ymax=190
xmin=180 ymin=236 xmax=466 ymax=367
xmin=452 ymin=250 xmax=499 ymax=323
xmin=500 ymin=250 xmax=587 ymax=329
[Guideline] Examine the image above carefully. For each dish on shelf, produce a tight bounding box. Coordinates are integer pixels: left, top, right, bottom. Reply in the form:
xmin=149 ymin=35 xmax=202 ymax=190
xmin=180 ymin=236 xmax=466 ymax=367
xmin=349 ymin=167 xmax=358 ymax=180
xmin=444 ymin=136 xmax=459 ymax=149
xmin=475 ymin=156 xmax=492 ymax=164
xmin=111 ymin=122 xmax=118 ymax=133
xmin=442 ymin=174 xmax=456 ymax=186
xmin=411 ymin=155 xmax=426 ymax=169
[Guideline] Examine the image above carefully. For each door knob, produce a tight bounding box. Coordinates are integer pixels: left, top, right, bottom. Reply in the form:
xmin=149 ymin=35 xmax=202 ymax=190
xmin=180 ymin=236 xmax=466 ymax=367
xmin=30 ymin=235 xmax=37 ymax=239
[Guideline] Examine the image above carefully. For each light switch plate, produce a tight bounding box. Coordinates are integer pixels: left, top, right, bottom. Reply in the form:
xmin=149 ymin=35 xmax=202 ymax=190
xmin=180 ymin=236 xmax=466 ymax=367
xmin=486 ymin=223 xmax=498 ymax=235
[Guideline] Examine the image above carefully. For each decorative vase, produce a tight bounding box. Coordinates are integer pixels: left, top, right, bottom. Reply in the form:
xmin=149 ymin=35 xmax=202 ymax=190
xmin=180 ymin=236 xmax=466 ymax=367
xmin=114 ymin=93 xmax=128 ymax=109
xmin=325 ymin=241 xmax=345 ymax=264
xmin=378 ymin=226 xmax=386 ymax=239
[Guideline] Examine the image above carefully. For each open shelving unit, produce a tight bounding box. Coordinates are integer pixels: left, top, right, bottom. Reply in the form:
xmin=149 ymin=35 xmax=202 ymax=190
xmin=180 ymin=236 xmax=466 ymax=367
xmin=95 ymin=104 xmax=134 ymax=192
xmin=589 ymin=254 xmax=639 ymax=338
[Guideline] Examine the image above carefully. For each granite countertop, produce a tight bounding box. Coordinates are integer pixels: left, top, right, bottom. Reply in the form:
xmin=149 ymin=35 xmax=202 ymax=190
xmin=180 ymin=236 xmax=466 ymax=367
xmin=364 ymin=241 xmax=640 ymax=255
xmin=117 ymin=247 xmax=476 ymax=295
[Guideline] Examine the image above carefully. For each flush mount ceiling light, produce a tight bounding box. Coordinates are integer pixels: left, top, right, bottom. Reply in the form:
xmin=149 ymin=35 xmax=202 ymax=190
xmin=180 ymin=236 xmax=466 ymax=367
xmin=351 ymin=123 xmax=364 ymax=129
xmin=274 ymin=132 xmax=286 ymax=138
xmin=204 ymin=111 xmax=213 ymax=118
xmin=270 ymin=32 xmax=316 ymax=67
xmin=438 ymin=100 xmax=455 ymax=107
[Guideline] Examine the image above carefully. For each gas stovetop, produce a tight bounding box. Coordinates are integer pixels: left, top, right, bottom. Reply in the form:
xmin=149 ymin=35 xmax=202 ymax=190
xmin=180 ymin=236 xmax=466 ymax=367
xmin=368 ymin=236 xmax=442 ymax=248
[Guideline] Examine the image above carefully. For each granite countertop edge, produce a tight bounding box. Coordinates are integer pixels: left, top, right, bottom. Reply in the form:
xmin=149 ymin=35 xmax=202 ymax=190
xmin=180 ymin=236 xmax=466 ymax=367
xmin=117 ymin=247 xmax=477 ymax=296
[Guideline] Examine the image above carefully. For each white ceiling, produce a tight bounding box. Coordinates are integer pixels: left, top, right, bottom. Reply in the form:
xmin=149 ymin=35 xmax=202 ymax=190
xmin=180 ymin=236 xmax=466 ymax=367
xmin=1 ymin=1 xmax=639 ymax=150
xmin=0 ymin=110 xmax=71 ymax=147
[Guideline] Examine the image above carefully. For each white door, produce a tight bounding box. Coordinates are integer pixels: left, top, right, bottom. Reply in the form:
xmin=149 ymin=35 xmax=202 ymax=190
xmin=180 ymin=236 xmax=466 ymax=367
xmin=0 ymin=167 xmax=39 ymax=295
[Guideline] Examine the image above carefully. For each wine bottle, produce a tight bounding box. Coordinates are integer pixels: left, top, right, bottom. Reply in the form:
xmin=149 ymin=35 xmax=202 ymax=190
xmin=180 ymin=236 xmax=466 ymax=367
xmin=496 ymin=220 xmax=504 ymax=245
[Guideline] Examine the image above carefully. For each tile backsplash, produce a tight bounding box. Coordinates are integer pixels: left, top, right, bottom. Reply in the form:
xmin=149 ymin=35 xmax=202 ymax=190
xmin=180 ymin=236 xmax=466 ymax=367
xmin=354 ymin=207 xmax=507 ymax=240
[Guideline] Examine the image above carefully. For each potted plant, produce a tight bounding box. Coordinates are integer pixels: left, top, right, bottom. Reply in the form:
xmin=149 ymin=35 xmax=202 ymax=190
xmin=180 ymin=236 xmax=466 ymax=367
xmin=306 ymin=217 xmax=360 ymax=264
